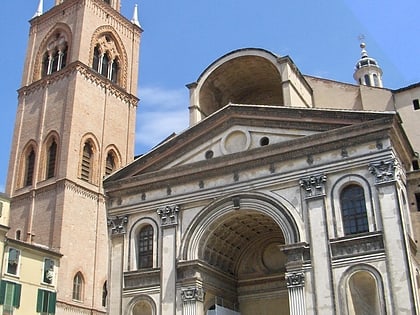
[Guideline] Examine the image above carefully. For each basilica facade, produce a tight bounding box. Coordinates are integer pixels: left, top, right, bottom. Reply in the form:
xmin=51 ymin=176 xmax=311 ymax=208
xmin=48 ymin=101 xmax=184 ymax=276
xmin=104 ymin=48 xmax=420 ymax=314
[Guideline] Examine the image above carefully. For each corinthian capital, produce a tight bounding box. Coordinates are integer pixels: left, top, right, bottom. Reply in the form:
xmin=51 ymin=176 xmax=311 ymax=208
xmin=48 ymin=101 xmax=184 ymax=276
xmin=299 ymin=174 xmax=327 ymax=199
xmin=157 ymin=205 xmax=180 ymax=227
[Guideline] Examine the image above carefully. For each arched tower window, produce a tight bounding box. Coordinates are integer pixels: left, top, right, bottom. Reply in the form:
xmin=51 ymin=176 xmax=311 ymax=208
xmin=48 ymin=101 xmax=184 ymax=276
xmin=41 ymin=32 xmax=68 ymax=77
xmin=105 ymin=151 xmax=116 ymax=177
xmin=81 ymin=142 xmax=93 ymax=182
xmin=72 ymin=272 xmax=84 ymax=301
xmin=364 ymin=74 xmax=371 ymax=86
xmin=340 ymin=185 xmax=369 ymax=235
xmin=25 ymin=148 xmax=36 ymax=186
xmin=46 ymin=140 xmax=57 ymax=179
xmin=138 ymin=225 xmax=153 ymax=269
xmin=92 ymin=35 xmax=120 ymax=84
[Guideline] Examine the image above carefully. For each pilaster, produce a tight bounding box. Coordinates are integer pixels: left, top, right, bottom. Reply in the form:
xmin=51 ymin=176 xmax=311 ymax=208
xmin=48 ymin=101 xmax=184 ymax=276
xmin=181 ymin=286 xmax=205 ymax=315
xmin=107 ymin=215 xmax=128 ymax=315
xmin=299 ymin=174 xmax=334 ymax=314
xmin=369 ymin=159 xmax=417 ymax=314
xmin=157 ymin=205 xmax=180 ymax=315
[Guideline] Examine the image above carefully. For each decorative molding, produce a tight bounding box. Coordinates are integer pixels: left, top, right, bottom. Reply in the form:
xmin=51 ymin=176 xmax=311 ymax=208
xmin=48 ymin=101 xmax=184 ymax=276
xmin=181 ymin=286 xmax=205 ymax=302
xmin=157 ymin=205 xmax=180 ymax=227
xmin=281 ymin=242 xmax=311 ymax=270
xmin=368 ymin=159 xmax=397 ymax=184
xmin=299 ymin=174 xmax=327 ymax=199
xmin=107 ymin=216 xmax=128 ymax=235
xmin=285 ymin=272 xmax=305 ymax=288
xmin=330 ymin=232 xmax=384 ymax=260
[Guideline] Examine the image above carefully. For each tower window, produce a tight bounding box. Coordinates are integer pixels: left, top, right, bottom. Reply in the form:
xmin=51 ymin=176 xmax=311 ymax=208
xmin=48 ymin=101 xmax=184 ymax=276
xmin=92 ymin=35 xmax=120 ymax=84
xmin=413 ymin=99 xmax=420 ymax=110
xmin=72 ymin=272 xmax=84 ymax=301
xmin=138 ymin=225 xmax=153 ymax=269
xmin=42 ymin=33 xmax=68 ymax=77
xmin=340 ymin=185 xmax=369 ymax=235
xmin=364 ymin=74 xmax=371 ymax=86
xmin=81 ymin=142 xmax=93 ymax=182
xmin=25 ymin=148 xmax=36 ymax=186
xmin=372 ymin=73 xmax=379 ymax=87
xmin=102 ymin=281 xmax=107 ymax=307
xmin=46 ymin=140 xmax=57 ymax=179
xmin=105 ymin=152 xmax=116 ymax=177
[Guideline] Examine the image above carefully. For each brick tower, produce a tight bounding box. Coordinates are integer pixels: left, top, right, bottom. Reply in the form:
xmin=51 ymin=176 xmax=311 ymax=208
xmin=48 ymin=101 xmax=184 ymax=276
xmin=5 ymin=0 xmax=141 ymax=313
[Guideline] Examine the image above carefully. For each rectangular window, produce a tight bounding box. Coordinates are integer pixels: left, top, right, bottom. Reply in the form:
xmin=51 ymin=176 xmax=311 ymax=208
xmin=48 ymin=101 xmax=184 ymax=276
xmin=6 ymin=249 xmax=20 ymax=276
xmin=0 ymin=280 xmax=21 ymax=315
xmin=413 ymin=99 xmax=420 ymax=110
xmin=43 ymin=259 xmax=55 ymax=284
xmin=36 ymin=289 xmax=56 ymax=315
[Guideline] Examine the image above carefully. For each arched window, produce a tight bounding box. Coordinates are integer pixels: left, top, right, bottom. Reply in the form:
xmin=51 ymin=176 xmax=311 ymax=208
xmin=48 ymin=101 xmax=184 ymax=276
xmin=46 ymin=140 xmax=57 ymax=179
xmin=372 ymin=74 xmax=379 ymax=87
xmin=42 ymin=32 xmax=68 ymax=77
xmin=364 ymin=74 xmax=371 ymax=86
xmin=105 ymin=151 xmax=116 ymax=177
xmin=25 ymin=148 xmax=36 ymax=186
xmin=340 ymin=185 xmax=369 ymax=235
xmin=72 ymin=272 xmax=84 ymax=301
xmin=138 ymin=225 xmax=153 ymax=269
xmin=81 ymin=142 xmax=93 ymax=182
xmin=92 ymin=35 xmax=120 ymax=84
xmin=347 ymin=271 xmax=381 ymax=314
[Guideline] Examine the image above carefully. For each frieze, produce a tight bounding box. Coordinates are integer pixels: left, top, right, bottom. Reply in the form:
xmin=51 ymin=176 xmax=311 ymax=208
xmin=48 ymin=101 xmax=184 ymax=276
xmin=107 ymin=216 xmax=128 ymax=235
xmin=157 ymin=205 xmax=180 ymax=226
xmin=281 ymin=242 xmax=311 ymax=270
xmin=368 ymin=159 xmax=398 ymax=184
xmin=285 ymin=272 xmax=305 ymax=288
xmin=181 ymin=286 xmax=205 ymax=302
xmin=124 ymin=269 xmax=160 ymax=289
xmin=299 ymin=174 xmax=327 ymax=199
xmin=330 ymin=232 xmax=384 ymax=259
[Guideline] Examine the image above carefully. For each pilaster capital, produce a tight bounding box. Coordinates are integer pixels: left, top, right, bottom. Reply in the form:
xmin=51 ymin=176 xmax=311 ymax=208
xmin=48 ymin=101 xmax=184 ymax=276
xmin=285 ymin=272 xmax=305 ymax=288
xmin=299 ymin=174 xmax=327 ymax=199
xmin=181 ymin=286 xmax=205 ymax=302
xmin=107 ymin=215 xmax=128 ymax=235
xmin=157 ymin=205 xmax=180 ymax=227
xmin=368 ymin=159 xmax=399 ymax=185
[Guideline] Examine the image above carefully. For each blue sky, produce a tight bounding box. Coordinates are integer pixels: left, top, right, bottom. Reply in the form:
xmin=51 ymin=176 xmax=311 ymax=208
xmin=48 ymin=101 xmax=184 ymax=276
xmin=0 ymin=0 xmax=419 ymax=192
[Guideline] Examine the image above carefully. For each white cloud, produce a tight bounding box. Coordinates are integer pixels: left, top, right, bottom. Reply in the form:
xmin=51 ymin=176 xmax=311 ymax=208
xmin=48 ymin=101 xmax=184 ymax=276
xmin=135 ymin=86 xmax=190 ymax=154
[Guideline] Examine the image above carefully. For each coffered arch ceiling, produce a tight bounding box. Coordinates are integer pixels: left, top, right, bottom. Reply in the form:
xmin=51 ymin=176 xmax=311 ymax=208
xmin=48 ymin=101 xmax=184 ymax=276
xmin=199 ymin=210 xmax=286 ymax=276
xmin=199 ymin=54 xmax=284 ymax=117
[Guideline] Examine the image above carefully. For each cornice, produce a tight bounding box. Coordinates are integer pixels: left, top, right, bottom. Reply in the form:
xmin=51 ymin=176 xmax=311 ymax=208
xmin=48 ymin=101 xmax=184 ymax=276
xmin=18 ymin=61 xmax=138 ymax=107
xmin=105 ymin=117 xmax=396 ymax=196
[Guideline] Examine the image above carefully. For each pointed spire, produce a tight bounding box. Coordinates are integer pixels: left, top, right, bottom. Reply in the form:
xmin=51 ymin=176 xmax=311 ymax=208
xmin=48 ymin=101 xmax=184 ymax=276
xmin=33 ymin=0 xmax=44 ymax=18
xmin=131 ymin=4 xmax=141 ymax=27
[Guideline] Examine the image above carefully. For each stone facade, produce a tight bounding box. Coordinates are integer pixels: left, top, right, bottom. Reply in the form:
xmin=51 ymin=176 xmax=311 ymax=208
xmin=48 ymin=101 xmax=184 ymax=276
xmin=105 ymin=49 xmax=420 ymax=315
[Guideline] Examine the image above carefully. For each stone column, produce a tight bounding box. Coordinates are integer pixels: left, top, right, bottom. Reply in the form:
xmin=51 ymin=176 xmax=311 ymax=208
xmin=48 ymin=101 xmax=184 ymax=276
xmin=369 ymin=159 xmax=417 ymax=314
xmin=299 ymin=174 xmax=335 ymax=314
xmin=107 ymin=215 xmax=128 ymax=315
xmin=282 ymin=242 xmax=310 ymax=315
xmin=157 ymin=205 xmax=180 ymax=315
xmin=181 ymin=286 xmax=205 ymax=315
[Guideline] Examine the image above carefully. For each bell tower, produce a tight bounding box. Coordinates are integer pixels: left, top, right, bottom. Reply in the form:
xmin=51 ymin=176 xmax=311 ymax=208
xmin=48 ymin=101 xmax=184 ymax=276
xmin=6 ymin=0 xmax=141 ymax=313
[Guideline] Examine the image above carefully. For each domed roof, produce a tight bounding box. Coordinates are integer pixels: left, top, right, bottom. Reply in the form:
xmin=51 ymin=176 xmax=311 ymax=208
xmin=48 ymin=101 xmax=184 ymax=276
xmin=355 ymin=42 xmax=380 ymax=70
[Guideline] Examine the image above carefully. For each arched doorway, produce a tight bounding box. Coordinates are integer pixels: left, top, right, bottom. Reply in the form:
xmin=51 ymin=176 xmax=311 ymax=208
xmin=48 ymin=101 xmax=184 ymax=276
xmin=181 ymin=194 xmax=301 ymax=315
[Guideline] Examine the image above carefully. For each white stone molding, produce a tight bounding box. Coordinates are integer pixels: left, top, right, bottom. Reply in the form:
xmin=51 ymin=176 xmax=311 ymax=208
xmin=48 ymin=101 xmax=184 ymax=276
xmin=368 ymin=159 xmax=398 ymax=185
xmin=299 ymin=174 xmax=327 ymax=199
xmin=107 ymin=215 xmax=128 ymax=235
xmin=157 ymin=205 xmax=180 ymax=227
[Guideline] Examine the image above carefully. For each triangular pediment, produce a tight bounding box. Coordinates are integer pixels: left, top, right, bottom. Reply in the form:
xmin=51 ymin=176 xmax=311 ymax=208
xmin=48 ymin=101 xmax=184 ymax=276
xmin=105 ymin=104 xmax=406 ymax=186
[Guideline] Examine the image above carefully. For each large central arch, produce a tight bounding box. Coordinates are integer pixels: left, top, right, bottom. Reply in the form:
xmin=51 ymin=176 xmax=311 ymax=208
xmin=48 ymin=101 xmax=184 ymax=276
xmin=179 ymin=192 xmax=302 ymax=315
